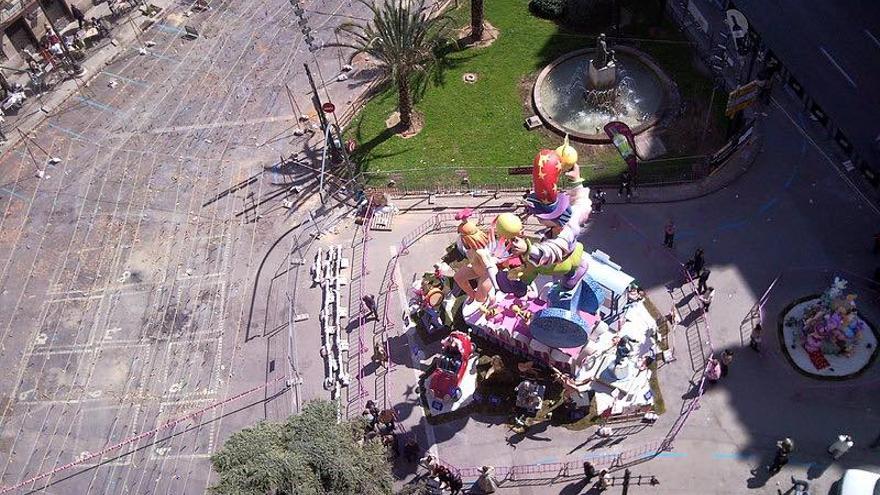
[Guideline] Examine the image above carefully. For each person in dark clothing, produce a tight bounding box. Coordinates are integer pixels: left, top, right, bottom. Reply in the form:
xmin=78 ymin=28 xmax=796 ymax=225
xmin=403 ymin=436 xmax=420 ymax=462
xmin=583 ymin=461 xmax=597 ymax=483
xmin=697 ymin=269 xmax=711 ymax=294
xmin=592 ymin=188 xmax=607 ymax=213
xmin=663 ymin=221 xmax=675 ymax=248
xmin=690 ymin=248 xmax=705 ymax=275
xmin=618 ymin=172 xmax=633 ymax=199
xmin=447 ymin=471 xmax=463 ymax=495
xmin=767 ymin=438 xmax=794 ymax=475
xmin=70 ymin=4 xmax=86 ymax=29
xmin=362 ymin=294 xmax=378 ymax=320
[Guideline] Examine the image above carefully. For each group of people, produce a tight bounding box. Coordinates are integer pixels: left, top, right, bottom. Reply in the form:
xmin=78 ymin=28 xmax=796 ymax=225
xmin=361 ymin=401 xmax=419 ymax=460
xmin=757 ymin=435 xmax=859 ymax=494
xmin=419 ymin=455 xmax=464 ymax=494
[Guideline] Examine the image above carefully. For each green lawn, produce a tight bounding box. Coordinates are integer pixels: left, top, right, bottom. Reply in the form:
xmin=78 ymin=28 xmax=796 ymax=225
xmin=347 ymin=1 xmax=725 ymax=189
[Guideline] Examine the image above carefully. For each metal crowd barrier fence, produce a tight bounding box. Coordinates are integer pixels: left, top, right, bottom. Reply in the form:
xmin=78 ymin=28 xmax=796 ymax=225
xmin=382 ymin=211 xmax=716 ymax=482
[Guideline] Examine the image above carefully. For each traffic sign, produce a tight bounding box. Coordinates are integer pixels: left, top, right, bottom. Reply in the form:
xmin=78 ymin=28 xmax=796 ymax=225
xmin=725 ymin=80 xmax=762 ymax=118
xmin=321 ymin=102 xmax=335 ymax=113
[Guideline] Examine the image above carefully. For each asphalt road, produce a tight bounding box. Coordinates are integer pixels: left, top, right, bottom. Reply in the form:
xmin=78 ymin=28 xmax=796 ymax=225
xmin=733 ymin=0 xmax=880 ymax=177
xmin=0 ymin=0 xmax=373 ymax=492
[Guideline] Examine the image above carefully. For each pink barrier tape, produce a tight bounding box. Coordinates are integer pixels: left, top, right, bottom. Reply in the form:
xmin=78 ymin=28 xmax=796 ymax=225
xmin=353 ymin=197 xmax=374 ymax=416
xmin=0 ymin=375 xmax=288 ymax=494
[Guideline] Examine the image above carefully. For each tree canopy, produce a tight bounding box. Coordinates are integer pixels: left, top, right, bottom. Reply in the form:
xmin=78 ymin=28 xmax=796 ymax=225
xmin=210 ymin=400 xmax=392 ymax=495
xmin=335 ymin=0 xmax=452 ymax=130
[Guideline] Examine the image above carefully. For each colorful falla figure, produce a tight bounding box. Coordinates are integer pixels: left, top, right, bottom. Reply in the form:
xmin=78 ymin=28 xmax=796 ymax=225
xmin=509 ymin=136 xmax=593 ymax=291
xmin=452 ymin=209 xmax=499 ymax=303
xmin=505 ymin=137 xmax=601 ymax=346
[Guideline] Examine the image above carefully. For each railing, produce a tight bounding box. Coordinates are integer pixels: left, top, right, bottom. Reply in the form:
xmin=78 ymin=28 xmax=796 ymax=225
xmin=378 ymin=211 xmax=716 ymax=482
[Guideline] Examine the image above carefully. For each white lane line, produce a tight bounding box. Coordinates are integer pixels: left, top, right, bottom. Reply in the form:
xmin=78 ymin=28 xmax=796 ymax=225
xmin=865 ymin=29 xmax=880 ymax=49
xmin=772 ymin=96 xmax=880 ymax=218
xmin=819 ymin=46 xmax=857 ymax=87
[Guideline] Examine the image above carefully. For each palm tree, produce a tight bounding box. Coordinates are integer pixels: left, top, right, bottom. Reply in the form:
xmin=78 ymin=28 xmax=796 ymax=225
xmin=336 ymin=0 xmax=452 ymax=132
xmin=471 ymin=0 xmax=484 ymax=41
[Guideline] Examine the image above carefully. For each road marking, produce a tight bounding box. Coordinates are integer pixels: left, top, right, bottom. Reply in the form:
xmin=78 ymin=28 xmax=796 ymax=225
xmin=47 ymin=122 xmax=88 ymax=141
xmin=819 ymin=47 xmax=857 ymax=87
xmin=99 ymin=70 xmax=149 ymax=88
xmin=132 ymin=48 xmax=179 ymax=63
xmin=154 ymin=23 xmax=187 ymax=35
xmin=772 ymin=96 xmax=880 ymax=217
xmin=75 ymin=96 xmax=119 ymax=114
xmin=0 ymin=187 xmax=27 ymax=200
xmin=865 ymin=29 xmax=880 ymax=49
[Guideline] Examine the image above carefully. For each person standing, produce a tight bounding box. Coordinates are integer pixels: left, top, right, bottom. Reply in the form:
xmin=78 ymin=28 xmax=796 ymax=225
xmin=583 ymin=461 xmax=597 ymax=483
xmin=618 ymin=172 xmax=633 ymax=199
xmin=362 ymin=294 xmax=378 ymax=320
xmin=477 ymin=465 xmax=499 ymax=493
xmin=691 ymin=248 xmax=705 ymax=275
xmin=699 ymin=286 xmax=715 ymax=311
xmin=719 ymin=349 xmax=733 ymax=377
xmin=592 ymin=188 xmax=607 ymax=213
xmin=827 ymin=434 xmax=853 ymax=459
xmin=447 ymin=470 xmax=463 ymax=495
xmin=767 ymin=438 xmax=794 ymax=475
xmin=70 ymin=3 xmax=86 ymax=29
xmin=697 ymin=268 xmax=711 ymax=294
xmin=749 ymin=323 xmax=763 ymax=352
xmin=403 ymin=436 xmax=420 ymax=463
xmin=663 ymin=221 xmax=675 ymax=248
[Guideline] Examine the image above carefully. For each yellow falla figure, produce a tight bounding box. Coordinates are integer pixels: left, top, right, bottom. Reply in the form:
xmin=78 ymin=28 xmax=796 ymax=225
xmin=555 ymin=134 xmax=578 ymax=172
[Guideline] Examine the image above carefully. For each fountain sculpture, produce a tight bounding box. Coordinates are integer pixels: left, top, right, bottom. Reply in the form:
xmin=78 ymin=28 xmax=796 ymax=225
xmin=533 ymin=34 xmax=674 ymax=141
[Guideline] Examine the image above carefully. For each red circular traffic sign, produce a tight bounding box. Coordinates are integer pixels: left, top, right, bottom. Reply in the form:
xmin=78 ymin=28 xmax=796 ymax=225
xmin=321 ymin=102 xmax=336 ymax=113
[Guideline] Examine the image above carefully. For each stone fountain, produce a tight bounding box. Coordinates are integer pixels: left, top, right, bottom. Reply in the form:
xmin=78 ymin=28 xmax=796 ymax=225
xmin=532 ymin=35 xmax=676 ymax=142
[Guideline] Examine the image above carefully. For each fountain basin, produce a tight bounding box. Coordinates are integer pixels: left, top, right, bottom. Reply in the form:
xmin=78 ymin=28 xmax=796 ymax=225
xmin=533 ymin=46 xmax=675 ymax=143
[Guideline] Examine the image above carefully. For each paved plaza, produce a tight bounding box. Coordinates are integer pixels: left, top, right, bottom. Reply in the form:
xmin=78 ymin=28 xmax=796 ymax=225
xmin=0 ymin=0 xmax=877 ymax=494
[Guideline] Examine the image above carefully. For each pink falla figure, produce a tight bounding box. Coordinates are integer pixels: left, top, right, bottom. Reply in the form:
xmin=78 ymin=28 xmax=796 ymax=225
xmin=453 ymin=210 xmax=499 ymax=303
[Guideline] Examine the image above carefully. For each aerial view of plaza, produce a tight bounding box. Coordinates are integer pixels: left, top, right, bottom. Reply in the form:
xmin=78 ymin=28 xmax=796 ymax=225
xmin=0 ymin=0 xmax=877 ymax=493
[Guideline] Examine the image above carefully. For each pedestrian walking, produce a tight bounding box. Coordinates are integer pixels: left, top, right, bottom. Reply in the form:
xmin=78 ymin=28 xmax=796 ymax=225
xmin=372 ymin=341 xmax=389 ymax=367
xmin=663 ymin=221 xmax=675 ymax=248
xmin=720 ymin=349 xmax=733 ymax=377
xmin=699 ymin=286 xmax=715 ymax=311
xmin=870 ymin=431 xmax=880 ymax=449
xmin=403 ymin=436 xmax=420 ymax=463
xmin=362 ymin=294 xmax=378 ymax=320
xmin=827 ymin=434 xmax=853 ymax=459
xmin=596 ymin=469 xmax=611 ymax=491
xmin=618 ymin=172 xmax=633 ymax=199
xmin=592 ymin=188 xmax=607 ymax=213
xmin=688 ymin=248 xmax=705 ymax=276
xmin=705 ymin=356 xmax=722 ymax=384
xmin=778 ymin=476 xmax=810 ymax=495
xmin=697 ymin=268 xmax=711 ymax=294
xmin=749 ymin=323 xmax=763 ymax=352
xmin=70 ymin=3 xmax=86 ymax=29
xmin=583 ymin=461 xmax=597 ymax=483
xmin=873 ymin=232 xmax=880 ymax=254
xmin=476 ymin=465 xmax=499 ymax=493
xmin=448 ymin=470 xmax=463 ymax=495
xmin=767 ymin=438 xmax=794 ymax=475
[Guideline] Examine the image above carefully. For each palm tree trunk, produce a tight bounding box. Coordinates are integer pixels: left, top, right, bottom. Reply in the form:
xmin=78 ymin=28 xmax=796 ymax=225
xmin=396 ymin=72 xmax=413 ymax=130
xmin=471 ymin=0 xmax=484 ymax=41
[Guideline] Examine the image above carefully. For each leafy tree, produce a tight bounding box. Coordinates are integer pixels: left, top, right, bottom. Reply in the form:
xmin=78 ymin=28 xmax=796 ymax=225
xmin=471 ymin=0 xmax=484 ymax=41
xmin=336 ymin=0 xmax=452 ymax=132
xmin=528 ymin=0 xmax=565 ymax=19
xmin=210 ymin=400 xmax=392 ymax=495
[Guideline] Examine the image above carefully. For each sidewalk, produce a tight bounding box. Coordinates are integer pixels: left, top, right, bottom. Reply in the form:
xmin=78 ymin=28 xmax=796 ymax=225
xmin=0 ymin=0 xmax=177 ymax=156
